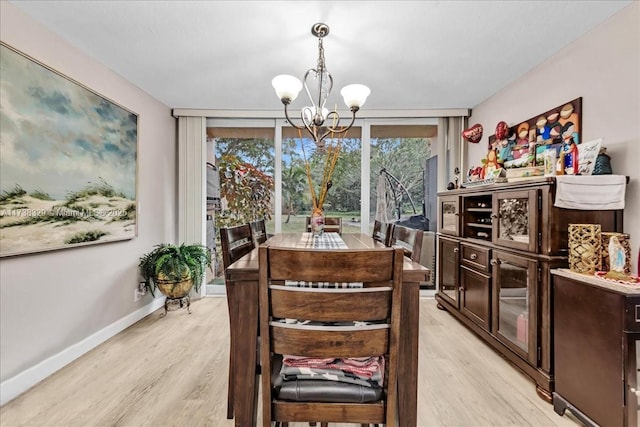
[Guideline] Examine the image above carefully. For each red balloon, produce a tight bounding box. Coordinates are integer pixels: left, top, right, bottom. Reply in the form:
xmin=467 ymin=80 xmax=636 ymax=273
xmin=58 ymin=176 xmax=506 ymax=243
xmin=462 ymin=123 xmax=483 ymax=143
xmin=495 ymin=121 xmax=510 ymax=140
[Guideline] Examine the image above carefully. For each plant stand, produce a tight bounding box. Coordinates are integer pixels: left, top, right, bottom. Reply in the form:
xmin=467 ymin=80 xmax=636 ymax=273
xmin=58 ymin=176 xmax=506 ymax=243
xmin=160 ymin=295 xmax=191 ymax=317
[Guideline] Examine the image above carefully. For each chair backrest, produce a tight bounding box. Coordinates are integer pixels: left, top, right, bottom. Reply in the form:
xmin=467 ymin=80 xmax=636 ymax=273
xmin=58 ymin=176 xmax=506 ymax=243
xmin=305 ymin=216 xmax=343 ymax=234
xmin=249 ymin=219 xmax=268 ymax=245
xmin=372 ymin=219 xmax=392 ymax=246
xmin=219 ymin=223 xmax=255 ymax=270
xmin=389 ymin=224 xmax=423 ymax=262
xmin=258 ymin=246 xmax=404 ymax=426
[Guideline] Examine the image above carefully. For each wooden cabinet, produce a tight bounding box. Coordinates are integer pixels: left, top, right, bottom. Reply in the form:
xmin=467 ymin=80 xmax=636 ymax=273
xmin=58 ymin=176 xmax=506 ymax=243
xmin=436 ymin=178 xmax=624 ymax=401
xmin=552 ymin=269 xmax=639 ymax=427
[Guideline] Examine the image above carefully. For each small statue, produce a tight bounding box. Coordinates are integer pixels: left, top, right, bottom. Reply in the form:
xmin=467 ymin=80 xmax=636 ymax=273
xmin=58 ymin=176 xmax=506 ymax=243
xmin=609 ymin=235 xmax=626 ymax=273
xmin=604 ymin=235 xmax=636 ymax=282
xmin=481 ymin=149 xmax=502 ymax=179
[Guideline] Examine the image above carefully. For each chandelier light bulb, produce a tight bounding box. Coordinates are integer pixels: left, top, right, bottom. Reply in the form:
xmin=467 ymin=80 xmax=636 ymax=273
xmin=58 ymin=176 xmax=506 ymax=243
xmin=340 ymin=84 xmax=371 ymax=109
xmin=272 ymin=75 xmax=303 ymax=102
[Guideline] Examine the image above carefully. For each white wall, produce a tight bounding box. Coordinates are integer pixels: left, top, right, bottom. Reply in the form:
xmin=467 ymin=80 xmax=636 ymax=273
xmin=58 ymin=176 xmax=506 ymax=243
xmin=467 ymin=2 xmax=640 ymax=274
xmin=0 ymin=3 xmax=177 ymax=404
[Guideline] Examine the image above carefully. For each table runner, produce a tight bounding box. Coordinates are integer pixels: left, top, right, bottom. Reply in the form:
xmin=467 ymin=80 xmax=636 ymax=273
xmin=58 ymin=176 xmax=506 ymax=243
xmin=296 ymin=232 xmax=348 ymax=249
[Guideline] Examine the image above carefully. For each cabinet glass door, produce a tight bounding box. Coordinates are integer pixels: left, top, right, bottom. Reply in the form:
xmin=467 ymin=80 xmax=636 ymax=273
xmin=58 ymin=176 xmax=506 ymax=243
xmin=493 ymin=190 xmax=538 ymax=252
xmin=438 ymin=236 xmax=459 ymax=308
xmin=492 ymin=250 xmax=537 ymax=362
xmin=438 ymin=195 xmax=460 ymax=236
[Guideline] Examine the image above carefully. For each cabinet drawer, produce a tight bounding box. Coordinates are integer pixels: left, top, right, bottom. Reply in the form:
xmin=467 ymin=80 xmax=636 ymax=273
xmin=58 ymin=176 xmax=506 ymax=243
xmin=460 ymin=243 xmax=490 ymax=272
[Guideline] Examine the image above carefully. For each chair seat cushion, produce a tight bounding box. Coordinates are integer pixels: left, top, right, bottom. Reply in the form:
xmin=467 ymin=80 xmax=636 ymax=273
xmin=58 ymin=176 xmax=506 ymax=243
xmin=274 ymin=378 xmax=383 ymax=403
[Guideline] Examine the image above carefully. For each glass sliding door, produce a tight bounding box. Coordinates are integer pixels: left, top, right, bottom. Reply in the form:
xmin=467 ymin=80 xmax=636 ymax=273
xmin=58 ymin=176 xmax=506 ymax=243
xmin=368 ymin=123 xmax=436 ymax=231
xmin=205 ymin=122 xmax=275 ymax=287
xmin=281 ymin=126 xmax=362 ymax=233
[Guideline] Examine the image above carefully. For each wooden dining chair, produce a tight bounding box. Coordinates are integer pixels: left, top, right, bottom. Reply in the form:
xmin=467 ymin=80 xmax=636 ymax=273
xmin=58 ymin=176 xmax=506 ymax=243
xmin=389 ymin=224 xmax=424 ymax=263
xmin=372 ymin=219 xmax=392 ymax=246
xmin=305 ymin=216 xmax=343 ymax=234
xmin=250 ymin=218 xmax=268 ymax=245
xmin=219 ymin=223 xmax=256 ymax=420
xmin=258 ymin=246 xmax=404 ymax=426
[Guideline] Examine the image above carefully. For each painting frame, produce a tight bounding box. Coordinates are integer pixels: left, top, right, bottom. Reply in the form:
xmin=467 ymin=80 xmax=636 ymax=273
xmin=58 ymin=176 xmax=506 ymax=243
xmin=0 ymin=42 xmax=138 ymax=258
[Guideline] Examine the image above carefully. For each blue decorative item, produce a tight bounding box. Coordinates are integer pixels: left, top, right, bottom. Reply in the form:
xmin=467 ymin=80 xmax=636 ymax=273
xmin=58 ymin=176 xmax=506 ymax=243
xmin=593 ymin=148 xmax=612 ymax=175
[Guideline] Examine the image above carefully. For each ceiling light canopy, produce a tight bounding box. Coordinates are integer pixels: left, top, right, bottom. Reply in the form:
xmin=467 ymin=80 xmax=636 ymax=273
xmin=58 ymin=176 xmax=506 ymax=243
xmin=272 ymin=22 xmax=370 ymax=148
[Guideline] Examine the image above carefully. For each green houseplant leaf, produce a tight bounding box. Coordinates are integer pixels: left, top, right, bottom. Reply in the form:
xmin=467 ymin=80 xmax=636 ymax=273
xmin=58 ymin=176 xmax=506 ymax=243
xmin=138 ymin=243 xmax=212 ymax=297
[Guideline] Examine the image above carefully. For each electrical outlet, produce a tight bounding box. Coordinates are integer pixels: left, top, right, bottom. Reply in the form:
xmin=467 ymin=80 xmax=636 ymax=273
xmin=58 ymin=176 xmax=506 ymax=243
xmin=134 ymin=282 xmax=147 ymax=302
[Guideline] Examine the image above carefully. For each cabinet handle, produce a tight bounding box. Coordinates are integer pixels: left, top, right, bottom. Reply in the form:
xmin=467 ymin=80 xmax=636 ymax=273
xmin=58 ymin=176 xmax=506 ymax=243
xmin=459 ymin=286 xmax=464 ymax=292
xmin=490 ymin=214 xmax=499 ymax=219
xmin=453 ymin=247 xmax=459 ymax=253
xmin=490 ymin=258 xmax=499 ymax=265
xmin=630 ymin=387 xmax=640 ymax=397
xmin=470 ymin=253 xmax=478 ymax=260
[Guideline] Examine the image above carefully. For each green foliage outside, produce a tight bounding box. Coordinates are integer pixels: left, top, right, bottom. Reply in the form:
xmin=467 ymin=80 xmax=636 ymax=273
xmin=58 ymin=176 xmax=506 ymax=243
xmin=213 ymin=135 xmax=430 ymax=227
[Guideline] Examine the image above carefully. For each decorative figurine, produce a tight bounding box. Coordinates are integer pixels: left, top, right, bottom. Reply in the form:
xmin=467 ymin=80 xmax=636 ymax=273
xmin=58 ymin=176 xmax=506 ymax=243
xmin=563 ymin=140 xmax=579 ymax=175
xmin=481 ymin=148 xmax=502 ymax=179
xmin=609 ymin=235 xmax=626 ymax=273
xmin=600 ymin=235 xmax=639 ymax=283
xmin=467 ymin=166 xmax=483 ymax=182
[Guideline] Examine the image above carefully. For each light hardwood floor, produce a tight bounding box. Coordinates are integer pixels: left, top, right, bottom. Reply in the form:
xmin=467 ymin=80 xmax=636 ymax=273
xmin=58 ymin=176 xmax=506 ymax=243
xmin=0 ymin=297 xmax=582 ymax=427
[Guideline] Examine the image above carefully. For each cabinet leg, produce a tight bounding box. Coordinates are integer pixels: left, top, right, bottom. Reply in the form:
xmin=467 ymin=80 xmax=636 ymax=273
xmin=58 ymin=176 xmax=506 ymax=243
xmin=436 ymin=302 xmax=446 ymax=311
xmin=535 ymin=384 xmax=552 ymax=403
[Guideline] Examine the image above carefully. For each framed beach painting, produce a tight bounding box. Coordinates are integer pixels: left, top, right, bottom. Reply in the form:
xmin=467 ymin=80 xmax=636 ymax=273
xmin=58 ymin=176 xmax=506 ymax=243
xmin=0 ymin=43 xmax=138 ymax=257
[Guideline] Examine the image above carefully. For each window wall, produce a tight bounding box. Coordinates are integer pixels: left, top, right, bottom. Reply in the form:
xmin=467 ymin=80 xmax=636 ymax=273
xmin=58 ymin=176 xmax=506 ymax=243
xmin=206 ymin=118 xmax=438 ymax=235
xmin=205 ymin=118 xmax=442 ymax=291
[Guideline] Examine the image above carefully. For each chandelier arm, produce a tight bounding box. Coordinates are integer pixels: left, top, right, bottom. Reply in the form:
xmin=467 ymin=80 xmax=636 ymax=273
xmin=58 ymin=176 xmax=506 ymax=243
xmin=300 ymin=107 xmax=321 ymax=143
xmin=324 ymin=108 xmax=358 ymax=135
xmin=283 ymin=102 xmax=304 ymax=130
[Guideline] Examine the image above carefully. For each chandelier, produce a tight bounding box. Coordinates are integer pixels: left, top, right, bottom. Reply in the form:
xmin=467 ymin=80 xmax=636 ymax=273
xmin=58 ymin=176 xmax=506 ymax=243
xmin=272 ymin=23 xmax=370 ymax=149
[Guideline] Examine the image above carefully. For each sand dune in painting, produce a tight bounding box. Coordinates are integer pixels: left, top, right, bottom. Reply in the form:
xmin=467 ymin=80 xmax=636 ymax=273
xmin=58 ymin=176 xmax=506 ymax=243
xmin=0 ymin=187 xmax=135 ymax=256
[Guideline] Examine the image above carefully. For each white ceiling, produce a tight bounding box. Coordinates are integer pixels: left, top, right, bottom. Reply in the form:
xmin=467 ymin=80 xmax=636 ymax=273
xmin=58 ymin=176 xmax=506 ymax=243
xmin=8 ymin=0 xmax=632 ymax=112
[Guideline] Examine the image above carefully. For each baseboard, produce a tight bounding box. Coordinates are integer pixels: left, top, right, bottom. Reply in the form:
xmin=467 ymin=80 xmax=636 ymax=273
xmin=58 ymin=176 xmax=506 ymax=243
xmin=205 ymin=283 xmax=226 ymax=296
xmin=0 ymin=298 xmax=165 ymax=406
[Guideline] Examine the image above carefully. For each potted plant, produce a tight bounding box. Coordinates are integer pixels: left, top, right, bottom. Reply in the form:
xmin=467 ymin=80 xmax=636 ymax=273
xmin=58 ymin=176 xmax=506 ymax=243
xmin=139 ymin=243 xmax=212 ymax=299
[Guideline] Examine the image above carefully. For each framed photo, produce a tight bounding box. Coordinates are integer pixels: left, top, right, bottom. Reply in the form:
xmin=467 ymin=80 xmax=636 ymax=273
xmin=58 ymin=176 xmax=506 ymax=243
xmin=0 ymin=43 xmax=138 ymax=257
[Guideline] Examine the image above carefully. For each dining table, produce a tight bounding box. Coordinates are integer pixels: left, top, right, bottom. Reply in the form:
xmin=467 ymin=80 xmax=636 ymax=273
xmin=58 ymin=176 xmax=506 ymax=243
xmin=225 ymin=232 xmax=430 ymax=427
